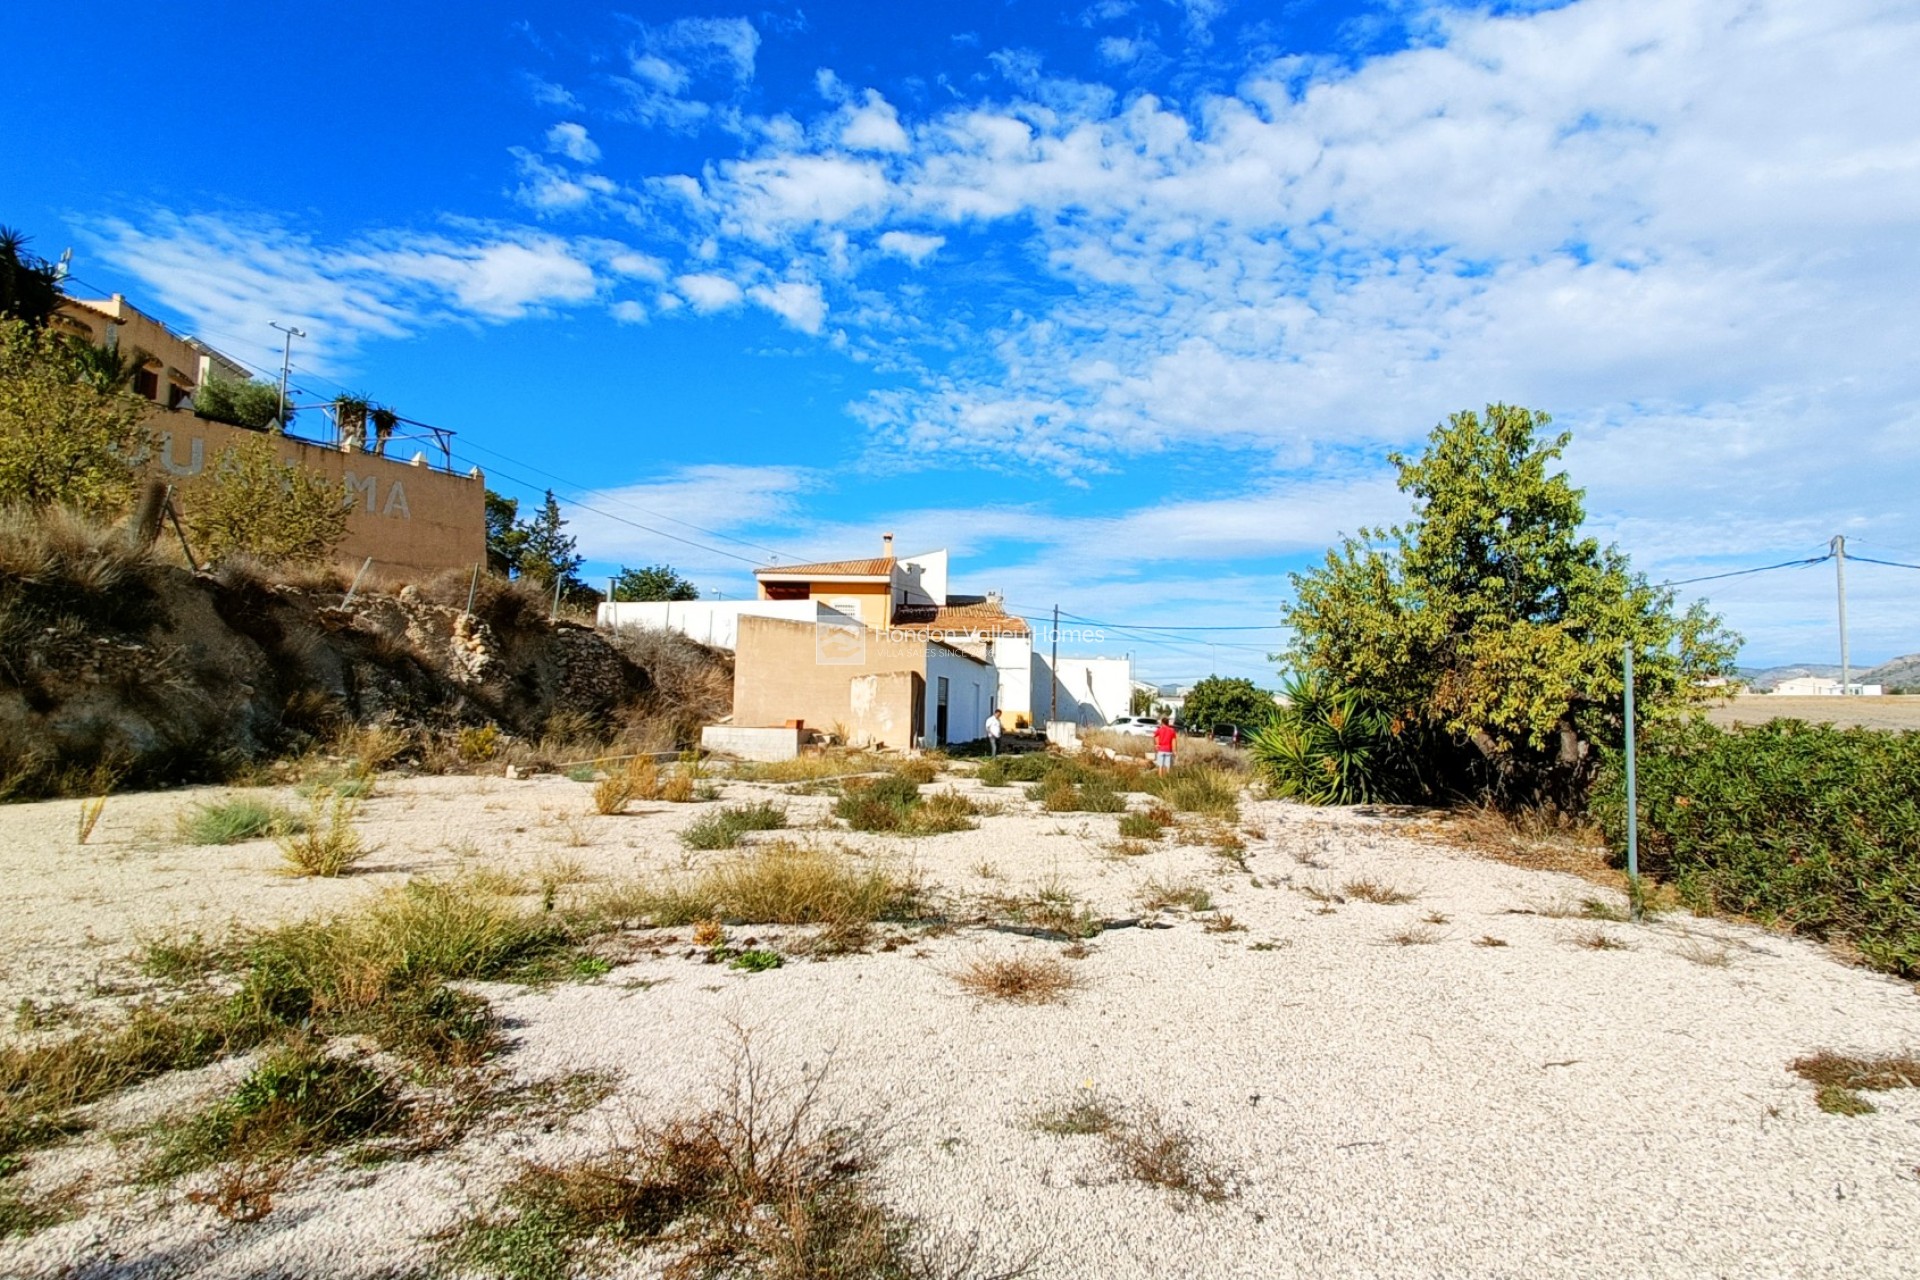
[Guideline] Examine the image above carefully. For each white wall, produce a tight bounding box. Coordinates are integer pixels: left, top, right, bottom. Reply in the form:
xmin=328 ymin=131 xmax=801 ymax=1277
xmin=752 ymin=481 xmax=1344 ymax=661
xmin=989 ymin=633 xmax=1034 ymax=724
xmin=597 ymin=599 xmax=814 ymax=649
xmin=1031 ymin=654 xmax=1135 ymax=726
xmin=892 ymin=548 xmax=949 ymax=607
xmin=925 ymin=644 xmax=991 ymax=745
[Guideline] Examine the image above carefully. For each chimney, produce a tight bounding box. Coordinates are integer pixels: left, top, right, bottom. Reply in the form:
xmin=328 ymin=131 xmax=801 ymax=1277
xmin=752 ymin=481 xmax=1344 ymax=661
xmin=882 ymin=531 xmax=894 ymax=558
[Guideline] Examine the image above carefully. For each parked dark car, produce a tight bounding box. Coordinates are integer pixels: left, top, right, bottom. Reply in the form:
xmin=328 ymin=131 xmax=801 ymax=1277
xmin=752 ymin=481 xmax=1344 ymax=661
xmin=1208 ymin=724 xmax=1244 ymax=745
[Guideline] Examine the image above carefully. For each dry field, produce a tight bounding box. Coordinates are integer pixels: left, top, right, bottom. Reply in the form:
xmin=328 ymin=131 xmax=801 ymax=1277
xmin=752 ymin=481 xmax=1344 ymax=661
xmin=1707 ymin=693 xmax=1920 ymax=731
xmin=3 ymin=759 xmax=1918 ymax=1279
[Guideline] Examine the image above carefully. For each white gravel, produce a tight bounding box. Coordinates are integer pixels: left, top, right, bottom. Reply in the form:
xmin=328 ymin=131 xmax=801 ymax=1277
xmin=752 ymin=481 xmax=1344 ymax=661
xmin=3 ymin=768 xmax=1917 ymax=1278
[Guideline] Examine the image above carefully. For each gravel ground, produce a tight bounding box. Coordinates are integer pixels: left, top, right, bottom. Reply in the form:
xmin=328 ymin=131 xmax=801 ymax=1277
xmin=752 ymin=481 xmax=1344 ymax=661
xmin=3 ymin=767 xmax=1918 ymax=1279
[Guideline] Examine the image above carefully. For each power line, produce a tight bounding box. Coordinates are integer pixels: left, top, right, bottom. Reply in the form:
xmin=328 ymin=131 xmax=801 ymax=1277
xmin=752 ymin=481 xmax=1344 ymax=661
xmin=463 ymin=455 xmax=771 ymax=569
xmin=1655 ymin=554 xmax=1832 ymax=587
xmin=1848 ymin=554 xmax=1920 ymax=571
xmin=452 ymin=437 xmax=811 ymax=565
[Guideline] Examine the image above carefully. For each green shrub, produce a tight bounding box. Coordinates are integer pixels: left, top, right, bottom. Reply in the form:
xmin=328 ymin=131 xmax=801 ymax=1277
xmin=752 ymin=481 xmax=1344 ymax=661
xmin=681 ymin=801 xmax=787 ymax=850
xmin=832 ymin=775 xmax=979 ymax=835
xmin=1250 ymin=671 xmax=1419 ymax=805
xmin=1594 ymin=719 xmax=1920 ymax=976
xmin=979 ymin=753 xmax=1054 ymax=787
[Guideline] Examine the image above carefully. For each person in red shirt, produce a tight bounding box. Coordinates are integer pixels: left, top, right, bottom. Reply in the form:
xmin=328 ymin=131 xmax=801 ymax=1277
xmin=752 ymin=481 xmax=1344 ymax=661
xmin=1153 ymin=717 xmax=1177 ymax=774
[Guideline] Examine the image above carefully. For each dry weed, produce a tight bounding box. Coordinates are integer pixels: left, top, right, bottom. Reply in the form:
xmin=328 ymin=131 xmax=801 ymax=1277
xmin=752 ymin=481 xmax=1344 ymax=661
xmin=954 ymin=954 xmax=1081 ymax=1004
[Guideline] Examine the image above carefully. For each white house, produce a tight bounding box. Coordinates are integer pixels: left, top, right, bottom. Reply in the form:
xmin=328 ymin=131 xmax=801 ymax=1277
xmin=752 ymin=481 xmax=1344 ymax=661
xmin=1771 ymin=676 xmax=1883 ymax=696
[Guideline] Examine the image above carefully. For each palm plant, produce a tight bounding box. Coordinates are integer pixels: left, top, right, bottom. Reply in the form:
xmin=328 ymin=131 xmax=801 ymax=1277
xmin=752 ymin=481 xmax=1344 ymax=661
xmin=369 ymin=406 xmax=398 ymax=456
xmin=1251 ymin=670 xmax=1411 ymax=805
xmin=334 ymin=395 xmax=370 ymax=451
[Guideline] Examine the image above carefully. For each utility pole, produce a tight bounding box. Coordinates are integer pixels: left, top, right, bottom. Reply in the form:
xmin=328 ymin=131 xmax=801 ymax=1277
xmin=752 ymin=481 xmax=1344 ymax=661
xmin=270 ymin=322 xmax=305 ymax=432
xmin=1049 ymin=604 xmax=1060 ymax=725
xmin=1832 ymin=533 xmax=1850 ymax=695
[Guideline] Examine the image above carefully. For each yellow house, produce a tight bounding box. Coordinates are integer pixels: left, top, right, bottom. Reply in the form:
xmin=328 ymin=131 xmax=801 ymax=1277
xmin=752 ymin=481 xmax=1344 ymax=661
xmin=52 ymin=294 xmax=252 ymax=411
xmin=50 ymin=293 xmax=486 ymax=575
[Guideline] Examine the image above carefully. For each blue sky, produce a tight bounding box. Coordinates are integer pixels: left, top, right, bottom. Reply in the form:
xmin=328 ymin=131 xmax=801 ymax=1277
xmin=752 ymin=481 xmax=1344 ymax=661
xmin=6 ymin=0 xmax=1919 ymax=681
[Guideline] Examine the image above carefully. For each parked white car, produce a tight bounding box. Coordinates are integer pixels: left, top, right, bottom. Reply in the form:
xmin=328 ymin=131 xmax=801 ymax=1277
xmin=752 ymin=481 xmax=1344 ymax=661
xmin=1104 ymin=715 xmax=1160 ymax=736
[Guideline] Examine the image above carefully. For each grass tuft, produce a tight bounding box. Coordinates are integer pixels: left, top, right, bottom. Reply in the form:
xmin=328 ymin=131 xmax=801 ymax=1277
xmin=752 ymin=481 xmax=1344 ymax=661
xmin=178 ymin=796 xmax=306 ymax=846
xmin=681 ymin=801 xmax=787 ymax=850
xmin=954 ymin=954 xmax=1080 ymax=1004
xmin=1104 ymin=1107 xmax=1236 ymax=1203
xmin=1342 ymin=877 xmax=1416 ymax=905
xmin=149 ymin=1040 xmax=403 ymax=1179
xmin=276 ymin=791 xmax=366 ymax=876
xmin=1031 ymin=1093 xmax=1120 ymax=1136
xmin=1138 ymin=879 xmax=1213 ymax=914
xmin=1386 ymin=923 xmax=1444 ymax=946
xmin=601 ymin=842 xmax=924 ymax=930
xmin=1143 ymin=764 xmax=1242 ymax=818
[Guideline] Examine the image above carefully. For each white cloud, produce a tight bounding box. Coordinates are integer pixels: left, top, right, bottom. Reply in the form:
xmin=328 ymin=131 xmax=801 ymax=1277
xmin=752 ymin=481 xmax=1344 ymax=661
xmin=748 ymin=280 xmax=827 ymax=333
xmin=610 ymin=299 xmax=648 ymax=324
xmin=88 ymin=212 xmax=641 ymax=371
xmin=675 ymin=272 xmax=745 ymax=311
xmin=1097 ymin=36 xmax=1146 ymax=64
xmin=840 ymin=90 xmax=911 ymax=152
xmin=876 ymin=231 xmax=945 ymax=265
xmin=545 ymin=122 xmax=600 ymax=163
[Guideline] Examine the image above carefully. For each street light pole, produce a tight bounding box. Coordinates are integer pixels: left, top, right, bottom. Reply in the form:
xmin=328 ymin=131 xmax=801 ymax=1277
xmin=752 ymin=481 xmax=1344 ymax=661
xmin=270 ymin=322 xmax=305 ymax=432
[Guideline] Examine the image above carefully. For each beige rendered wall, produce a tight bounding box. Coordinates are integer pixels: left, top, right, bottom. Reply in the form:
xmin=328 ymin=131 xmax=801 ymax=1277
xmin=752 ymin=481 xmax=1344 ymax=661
xmin=142 ymin=410 xmax=486 ymax=575
xmin=810 ymin=580 xmax=892 ymax=629
xmin=734 ymin=615 xmax=933 ymax=747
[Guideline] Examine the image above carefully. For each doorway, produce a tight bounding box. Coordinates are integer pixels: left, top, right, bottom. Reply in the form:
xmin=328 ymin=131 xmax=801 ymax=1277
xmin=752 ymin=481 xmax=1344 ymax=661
xmin=935 ymin=676 xmax=949 ymax=746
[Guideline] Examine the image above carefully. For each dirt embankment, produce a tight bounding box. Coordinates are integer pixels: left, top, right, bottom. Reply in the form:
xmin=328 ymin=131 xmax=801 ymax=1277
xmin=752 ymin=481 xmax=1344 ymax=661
xmin=0 ymin=555 xmax=729 ymax=795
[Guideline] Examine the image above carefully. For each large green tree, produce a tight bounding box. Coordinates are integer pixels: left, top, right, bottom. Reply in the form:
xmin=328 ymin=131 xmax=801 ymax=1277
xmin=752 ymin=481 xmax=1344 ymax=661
xmin=1283 ymin=404 xmax=1739 ymax=806
xmin=1179 ymin=676 xmax=1277 ymax=733
xmin=613 ymin=563 xmax=698 ymax=601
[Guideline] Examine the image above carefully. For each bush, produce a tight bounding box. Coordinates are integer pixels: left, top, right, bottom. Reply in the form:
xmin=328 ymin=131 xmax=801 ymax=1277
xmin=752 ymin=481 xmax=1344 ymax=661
xmin=681 ymin=801 xmax=786 ymax=850
xmin=184 ymin=435 xmax=349 ymax=566
xmin=0 ymin=320 xmax=146 ymax=514
xmin=1594 ymin=719 xmax=1920 ymax=976
xmin=978 ymin=753 xmax=1054 ymax=787
xmin=193 ymin=372 xmax=290 ymax=432
xmin=1250 ymin=671 xmax=1418 ymax=805
xmin=834 ymin=775 xmax=979 ymax=835
xmin=276 ymin=792 xmax=367 ymax=876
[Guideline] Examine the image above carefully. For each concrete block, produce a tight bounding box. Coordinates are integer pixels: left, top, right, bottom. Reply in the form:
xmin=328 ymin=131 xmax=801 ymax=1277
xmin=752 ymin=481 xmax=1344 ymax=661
xmin=700 ymin=724 xmax=804 ymax=762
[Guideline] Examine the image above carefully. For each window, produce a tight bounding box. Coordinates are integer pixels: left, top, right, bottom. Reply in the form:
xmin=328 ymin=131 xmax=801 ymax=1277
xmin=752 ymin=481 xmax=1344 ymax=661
xmin=132 ymin=366 xmax=159 ymax=400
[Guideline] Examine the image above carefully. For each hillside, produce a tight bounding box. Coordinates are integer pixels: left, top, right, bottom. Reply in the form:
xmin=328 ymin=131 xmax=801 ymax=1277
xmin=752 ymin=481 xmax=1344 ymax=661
xmin=0 ymin=520 xmax=730 ymax=797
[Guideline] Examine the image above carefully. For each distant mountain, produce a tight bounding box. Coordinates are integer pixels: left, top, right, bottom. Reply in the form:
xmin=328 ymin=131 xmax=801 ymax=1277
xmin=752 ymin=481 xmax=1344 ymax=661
xmin=1737 ymin=655 xmax=1920 ymax=691
xmin=1861 ymin=654 xmax=1920 ymax=691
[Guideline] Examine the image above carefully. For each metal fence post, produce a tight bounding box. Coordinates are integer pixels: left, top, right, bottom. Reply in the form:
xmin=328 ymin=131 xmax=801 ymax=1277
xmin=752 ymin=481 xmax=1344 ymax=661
xmin=1623 ymin=642 xmax=1640 ymax=920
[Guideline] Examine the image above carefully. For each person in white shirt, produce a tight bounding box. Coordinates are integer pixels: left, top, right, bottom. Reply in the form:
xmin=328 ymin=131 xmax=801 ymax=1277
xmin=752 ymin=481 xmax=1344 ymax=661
xmin=984 ymin=708 xmax=1003 ymax=756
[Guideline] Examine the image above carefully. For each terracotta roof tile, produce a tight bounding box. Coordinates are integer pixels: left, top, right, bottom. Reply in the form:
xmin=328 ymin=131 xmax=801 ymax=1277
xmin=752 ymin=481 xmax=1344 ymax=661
xmin=755 ymin=556 xmax=895 ymax=577
xmin=889 ymin=602 xmax=1030 ymax=636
